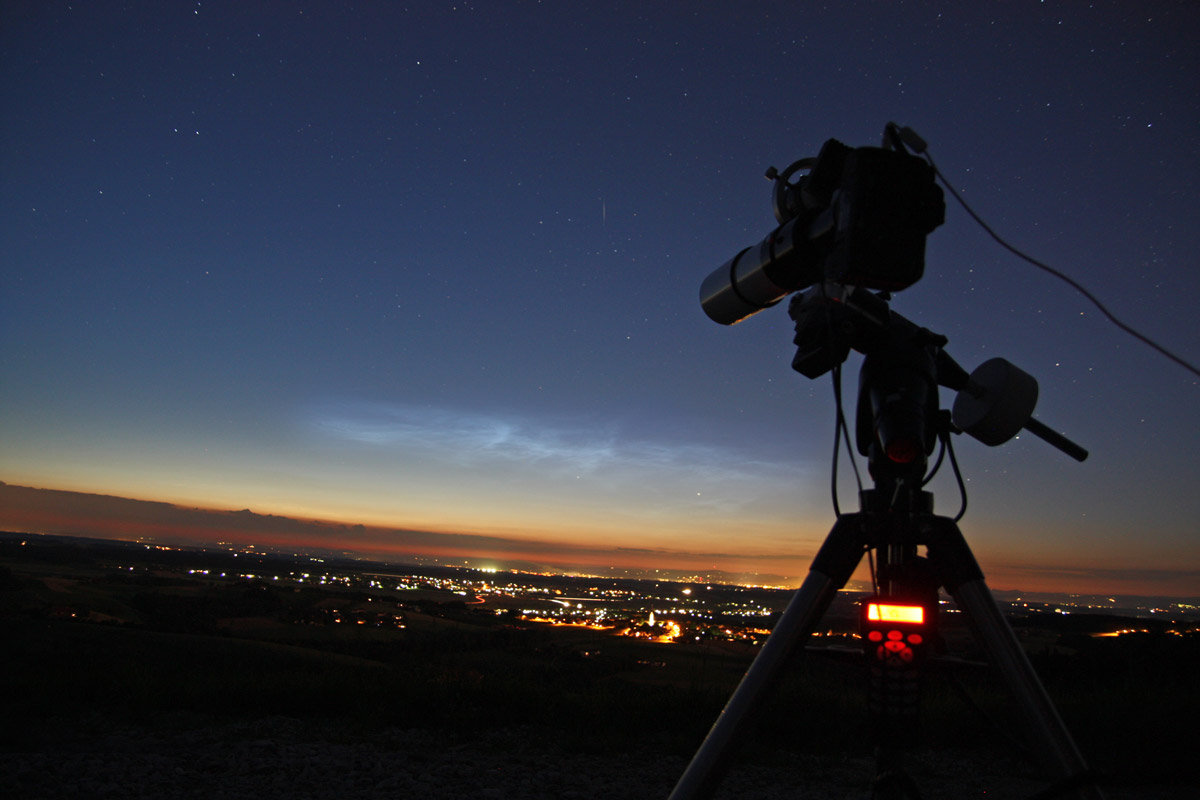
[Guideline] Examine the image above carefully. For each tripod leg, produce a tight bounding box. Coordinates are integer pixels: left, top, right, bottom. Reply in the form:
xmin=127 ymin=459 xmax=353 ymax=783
xmin=668 ymin=515 xmax=866 ymax=800
xmin=926 ymin=519 xmax=1105 ymax=800
xmin=952 ymin=580 xmax=1104 ymax=799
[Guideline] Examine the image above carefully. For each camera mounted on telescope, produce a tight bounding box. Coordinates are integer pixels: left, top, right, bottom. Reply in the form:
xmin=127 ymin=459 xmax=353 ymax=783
xmin=697 ymin=125 xmax=1088 ymax=466
xmin=699 ymin=135 xmax=945 ymax=326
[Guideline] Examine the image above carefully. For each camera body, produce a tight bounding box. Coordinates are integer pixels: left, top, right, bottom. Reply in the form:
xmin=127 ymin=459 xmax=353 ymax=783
xmin=699 ymin=138 xmax=945 ymax=325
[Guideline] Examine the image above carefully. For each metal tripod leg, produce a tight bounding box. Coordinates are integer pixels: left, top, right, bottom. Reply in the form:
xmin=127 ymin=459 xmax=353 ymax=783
xmin=667 ymin=515 xmax=867 ymax=800
xmin=925 ymin=517 xmax=1105 ymax=800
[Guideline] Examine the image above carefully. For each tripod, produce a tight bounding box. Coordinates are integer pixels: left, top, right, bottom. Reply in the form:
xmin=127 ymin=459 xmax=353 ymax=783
xmin=668 ymin=304 xmax=1105 ymax=799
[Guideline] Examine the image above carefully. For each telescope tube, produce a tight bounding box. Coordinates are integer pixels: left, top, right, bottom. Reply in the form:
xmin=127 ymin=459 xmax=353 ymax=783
xmin=698 ymin=216 xmax=823 ymax=325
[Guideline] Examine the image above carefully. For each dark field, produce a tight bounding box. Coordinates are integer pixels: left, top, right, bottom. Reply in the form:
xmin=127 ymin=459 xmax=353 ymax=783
xmin=1 ymin=535 xmax=1196 ymax=799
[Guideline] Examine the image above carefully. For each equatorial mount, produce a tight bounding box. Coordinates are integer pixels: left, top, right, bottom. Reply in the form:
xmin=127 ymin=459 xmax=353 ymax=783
xmin=787 ymin=281 xmax=1088 ymax=470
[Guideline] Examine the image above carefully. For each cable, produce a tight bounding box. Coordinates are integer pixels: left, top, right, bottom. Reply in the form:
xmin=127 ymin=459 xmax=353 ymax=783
xmin=837 ymin=371 xmax=863 ymax=494
xmin=828 ymin=358 xmax=874 ymax=587
xmin=886 ymin=122 xmax=1198 ymax=378
xmin=900 ymin=129 xmax=1200 ymax=379
xmin=866 ymin=538 xmax=877 ymax=594
xmin=944 ymin=430 xmax=968 ymax=523
xmin=822 ymin=279 xmax=864 ymax=518
xmin=829 ymin=362 xmax=863 ymax=517
xmin=829 ymin=370 xmax=845 ymax=519
xmin=922 ymin=434 xmax=947 ymax=487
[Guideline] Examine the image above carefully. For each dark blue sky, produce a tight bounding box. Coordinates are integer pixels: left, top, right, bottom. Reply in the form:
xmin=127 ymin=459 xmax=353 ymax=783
xmin=2 ymin=1 xmax=1197 ymax=594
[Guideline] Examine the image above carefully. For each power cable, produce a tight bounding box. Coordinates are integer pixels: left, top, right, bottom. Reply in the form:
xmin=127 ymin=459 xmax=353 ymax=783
xmin=888 ymin=123 xmax=1199 ymax=379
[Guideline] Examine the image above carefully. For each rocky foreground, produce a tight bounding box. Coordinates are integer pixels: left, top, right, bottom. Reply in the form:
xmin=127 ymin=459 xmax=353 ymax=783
xmin=1 ymin=716 xmax=1189 ymax=800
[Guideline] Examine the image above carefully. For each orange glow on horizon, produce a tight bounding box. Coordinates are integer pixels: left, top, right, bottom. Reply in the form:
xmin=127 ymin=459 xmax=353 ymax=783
xmin=1 ymin=481 xmax=1195 ymax=597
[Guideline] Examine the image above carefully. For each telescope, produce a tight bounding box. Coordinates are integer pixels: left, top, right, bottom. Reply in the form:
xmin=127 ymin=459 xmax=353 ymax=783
xmin=699 ymin=134 xmax=945 ymax=326
xmin=672 ymin=126 xmax=1100 ymax=799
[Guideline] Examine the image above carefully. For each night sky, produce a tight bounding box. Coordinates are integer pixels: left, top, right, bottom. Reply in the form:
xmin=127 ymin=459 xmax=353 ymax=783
xmin=2 ymin=2 xmax=1197 ymax=595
